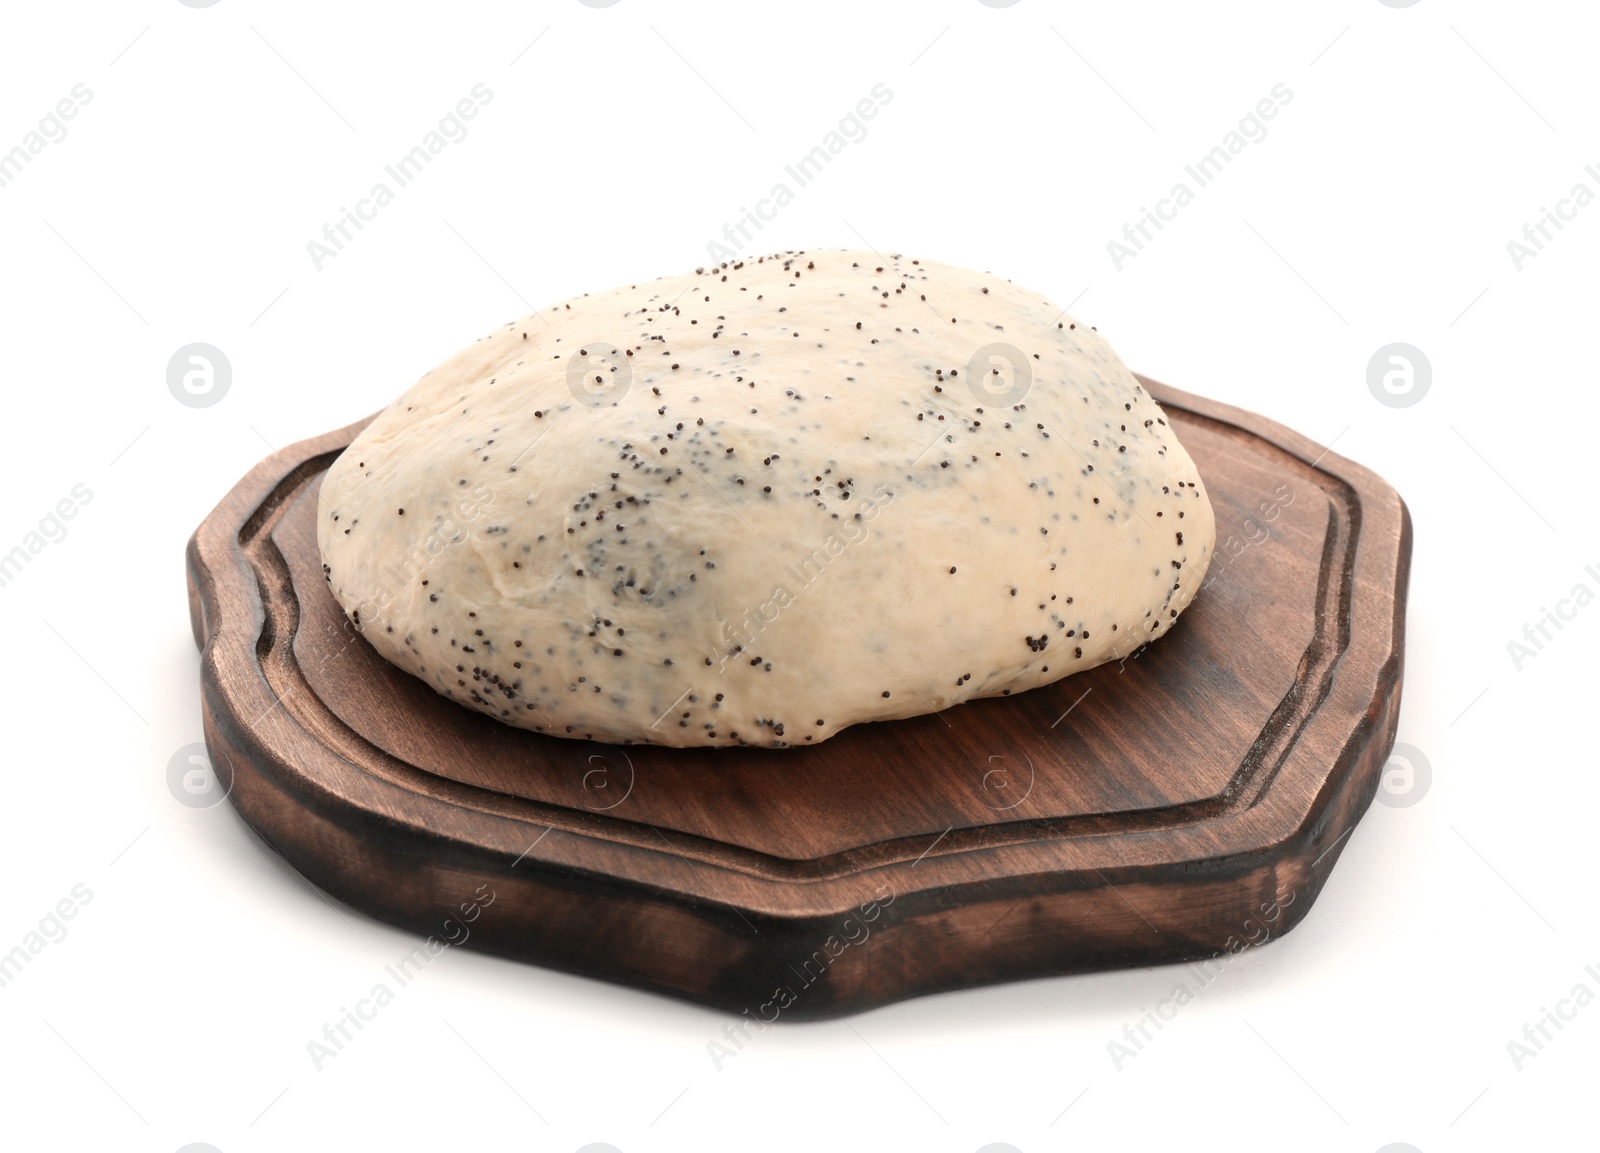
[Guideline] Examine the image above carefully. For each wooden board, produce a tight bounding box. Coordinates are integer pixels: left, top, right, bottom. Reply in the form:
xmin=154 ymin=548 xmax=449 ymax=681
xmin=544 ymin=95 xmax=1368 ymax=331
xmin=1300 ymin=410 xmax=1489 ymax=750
xmin=185 ymin=376 xmax=1411 ymax=1018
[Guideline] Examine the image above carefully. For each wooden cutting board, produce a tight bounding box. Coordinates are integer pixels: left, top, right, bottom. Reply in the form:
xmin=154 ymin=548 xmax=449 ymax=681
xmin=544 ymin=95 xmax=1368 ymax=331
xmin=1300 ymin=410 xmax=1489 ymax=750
xmin=186 ymin=375 xmax=1410 ymax=1018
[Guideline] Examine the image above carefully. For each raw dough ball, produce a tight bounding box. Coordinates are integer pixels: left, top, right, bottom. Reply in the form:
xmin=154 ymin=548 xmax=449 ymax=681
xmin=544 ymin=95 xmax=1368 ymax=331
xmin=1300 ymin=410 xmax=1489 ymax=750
xmin=317 ymin=250 xmax=1215 ymax=747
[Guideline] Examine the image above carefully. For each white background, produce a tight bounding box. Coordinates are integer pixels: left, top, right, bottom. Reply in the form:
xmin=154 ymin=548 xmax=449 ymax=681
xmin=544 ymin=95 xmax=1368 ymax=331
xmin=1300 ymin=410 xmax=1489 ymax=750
xmin=0 ymin=1 xmax=1595 ymax=1150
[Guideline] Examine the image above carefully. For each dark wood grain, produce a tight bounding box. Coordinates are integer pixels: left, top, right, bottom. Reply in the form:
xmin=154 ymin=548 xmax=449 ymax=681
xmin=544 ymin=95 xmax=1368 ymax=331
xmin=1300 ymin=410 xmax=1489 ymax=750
xmin=185 ymin=375 xmax=1411 ymax=1017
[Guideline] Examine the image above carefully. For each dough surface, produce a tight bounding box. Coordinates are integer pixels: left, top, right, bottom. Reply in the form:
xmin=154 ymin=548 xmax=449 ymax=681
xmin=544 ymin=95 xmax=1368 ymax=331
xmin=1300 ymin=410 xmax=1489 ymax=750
xmin=317 ymin=250 xmax=1215 ymax=747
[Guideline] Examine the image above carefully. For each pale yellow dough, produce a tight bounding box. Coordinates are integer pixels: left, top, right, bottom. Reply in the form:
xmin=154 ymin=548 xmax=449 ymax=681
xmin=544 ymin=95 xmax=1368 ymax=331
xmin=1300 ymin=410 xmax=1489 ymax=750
xmin=317 ymin=250 xmax=1215 ymax=747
